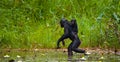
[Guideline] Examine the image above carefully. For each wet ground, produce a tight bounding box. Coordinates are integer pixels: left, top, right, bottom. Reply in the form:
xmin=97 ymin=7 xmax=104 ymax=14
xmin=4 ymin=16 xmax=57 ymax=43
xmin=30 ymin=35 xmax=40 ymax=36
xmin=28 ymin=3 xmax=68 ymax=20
xmin=0 ymin=48 xmax=120 ymax=62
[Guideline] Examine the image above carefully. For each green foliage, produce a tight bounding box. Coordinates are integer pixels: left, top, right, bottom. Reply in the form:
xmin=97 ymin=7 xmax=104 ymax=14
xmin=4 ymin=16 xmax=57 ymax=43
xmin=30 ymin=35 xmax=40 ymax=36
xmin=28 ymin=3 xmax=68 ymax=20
xmin=0 ymin=0 xmax=120 ymax=49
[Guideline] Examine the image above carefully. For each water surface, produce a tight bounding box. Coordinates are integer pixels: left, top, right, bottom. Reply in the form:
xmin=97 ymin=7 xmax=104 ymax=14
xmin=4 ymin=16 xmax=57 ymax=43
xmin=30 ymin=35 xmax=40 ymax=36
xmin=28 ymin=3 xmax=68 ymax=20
xmin=0 ymin=49 xmax=120 ymax=62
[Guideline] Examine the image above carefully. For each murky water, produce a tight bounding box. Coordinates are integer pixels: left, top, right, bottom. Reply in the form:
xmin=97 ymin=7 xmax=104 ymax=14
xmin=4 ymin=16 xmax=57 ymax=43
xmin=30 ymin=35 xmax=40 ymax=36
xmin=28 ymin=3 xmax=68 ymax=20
xmin=0 ymin=49 xmax=120 ymax=62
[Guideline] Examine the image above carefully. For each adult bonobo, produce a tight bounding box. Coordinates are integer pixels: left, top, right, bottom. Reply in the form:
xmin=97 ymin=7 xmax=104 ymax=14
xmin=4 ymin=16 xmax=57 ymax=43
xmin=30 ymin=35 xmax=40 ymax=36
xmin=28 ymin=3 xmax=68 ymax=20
xmin=59 ymin=19 xmax=78 ymax=46
xmin=57 ymin=18 xmax=71 ymax=48
xmin=57 ymin=18 xmax=86 ymax=57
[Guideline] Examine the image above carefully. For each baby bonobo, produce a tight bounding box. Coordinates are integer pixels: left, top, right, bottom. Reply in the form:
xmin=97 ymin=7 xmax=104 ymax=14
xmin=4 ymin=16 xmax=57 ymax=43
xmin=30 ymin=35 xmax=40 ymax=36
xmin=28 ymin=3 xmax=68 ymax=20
xmin=57 ymin=18 xmax=86 ymax=57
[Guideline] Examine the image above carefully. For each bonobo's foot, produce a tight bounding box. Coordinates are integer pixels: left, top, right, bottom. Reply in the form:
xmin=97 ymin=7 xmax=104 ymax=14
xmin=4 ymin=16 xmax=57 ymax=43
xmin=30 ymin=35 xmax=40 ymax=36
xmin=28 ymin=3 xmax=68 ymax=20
xmin=62 ymin=41 xmax=65 ymax=46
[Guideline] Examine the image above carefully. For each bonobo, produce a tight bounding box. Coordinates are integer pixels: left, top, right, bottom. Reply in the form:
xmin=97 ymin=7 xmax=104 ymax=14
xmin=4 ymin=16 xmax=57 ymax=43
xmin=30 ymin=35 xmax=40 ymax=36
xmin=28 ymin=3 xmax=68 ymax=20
xmin=57 ymin=18 xmax=85 ymax=57
xmin=57 ymin=18 xmax=71 ymax=48
xmin=60 ymin=19 xmax=78 ymax=46
xmin=70 ymin=19 xmax=78 ymax=34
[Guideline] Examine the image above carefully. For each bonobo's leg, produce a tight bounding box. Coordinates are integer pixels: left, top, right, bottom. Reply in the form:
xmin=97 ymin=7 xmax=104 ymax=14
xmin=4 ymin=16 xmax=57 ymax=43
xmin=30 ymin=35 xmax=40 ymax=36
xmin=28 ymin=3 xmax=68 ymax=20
xmin=68 ymin=42 xmax=73 ymax=57
xmin=72 ymin=38 xmax=85 ymax=53
xmin=57 ymin=34 xmax=69 ymax=49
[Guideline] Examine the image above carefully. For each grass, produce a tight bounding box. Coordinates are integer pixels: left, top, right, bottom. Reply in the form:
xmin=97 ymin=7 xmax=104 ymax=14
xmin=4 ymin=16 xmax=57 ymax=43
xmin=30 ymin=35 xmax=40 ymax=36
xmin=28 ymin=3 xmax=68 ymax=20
xmin=0 ymin=0 xmax=120 ymax=49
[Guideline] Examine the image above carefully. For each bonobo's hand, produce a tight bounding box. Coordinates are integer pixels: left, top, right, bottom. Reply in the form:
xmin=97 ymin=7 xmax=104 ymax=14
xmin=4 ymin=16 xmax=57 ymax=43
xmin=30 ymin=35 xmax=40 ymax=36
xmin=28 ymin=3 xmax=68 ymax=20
xmin=62 ymin=40 xmax=65 ymax=46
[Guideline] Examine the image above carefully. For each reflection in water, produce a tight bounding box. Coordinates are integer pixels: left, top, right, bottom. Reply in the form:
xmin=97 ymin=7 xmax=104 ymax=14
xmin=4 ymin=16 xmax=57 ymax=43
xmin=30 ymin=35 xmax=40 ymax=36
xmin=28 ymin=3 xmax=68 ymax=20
xmin=0 ymin=49 xmax=120 ymax=62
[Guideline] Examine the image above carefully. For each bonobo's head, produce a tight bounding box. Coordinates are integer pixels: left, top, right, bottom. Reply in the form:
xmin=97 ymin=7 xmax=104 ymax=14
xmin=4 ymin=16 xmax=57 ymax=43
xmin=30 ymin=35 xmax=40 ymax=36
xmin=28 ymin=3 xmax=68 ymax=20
xmin=60 ymin=18 xmax=67 ymax=27
xmin=71 ymin=18 xmax=76 ymax=26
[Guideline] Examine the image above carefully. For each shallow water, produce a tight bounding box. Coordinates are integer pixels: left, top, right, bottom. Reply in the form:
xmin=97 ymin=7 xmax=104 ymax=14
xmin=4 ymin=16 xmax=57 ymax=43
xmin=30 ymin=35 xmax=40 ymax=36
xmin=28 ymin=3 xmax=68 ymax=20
xmin=0 ymin=49 xmax=120 ymax=62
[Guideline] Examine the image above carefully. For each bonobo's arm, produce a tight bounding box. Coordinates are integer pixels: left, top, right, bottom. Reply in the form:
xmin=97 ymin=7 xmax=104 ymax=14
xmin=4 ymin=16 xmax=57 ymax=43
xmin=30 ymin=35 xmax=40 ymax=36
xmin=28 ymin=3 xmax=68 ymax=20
xmin=62 ymin=40 xmax=65 ymax=46
xmin=57 ymin=25 xmax=69 ymax=49
xmin=57 ymin=34 xmax=68 ymax=49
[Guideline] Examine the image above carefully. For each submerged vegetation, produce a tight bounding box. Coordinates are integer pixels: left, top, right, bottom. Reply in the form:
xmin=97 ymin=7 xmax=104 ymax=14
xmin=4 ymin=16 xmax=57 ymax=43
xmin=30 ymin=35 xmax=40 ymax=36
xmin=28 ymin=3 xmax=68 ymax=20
xmin=0 ymin=0 xmax=120 ymax=49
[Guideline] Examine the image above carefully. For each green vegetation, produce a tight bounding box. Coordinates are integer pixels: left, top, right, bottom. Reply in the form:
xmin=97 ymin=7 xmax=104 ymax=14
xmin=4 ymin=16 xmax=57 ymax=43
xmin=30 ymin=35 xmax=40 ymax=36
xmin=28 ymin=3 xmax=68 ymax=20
xmin=0 ymin=0 xmax=120 ymax=49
